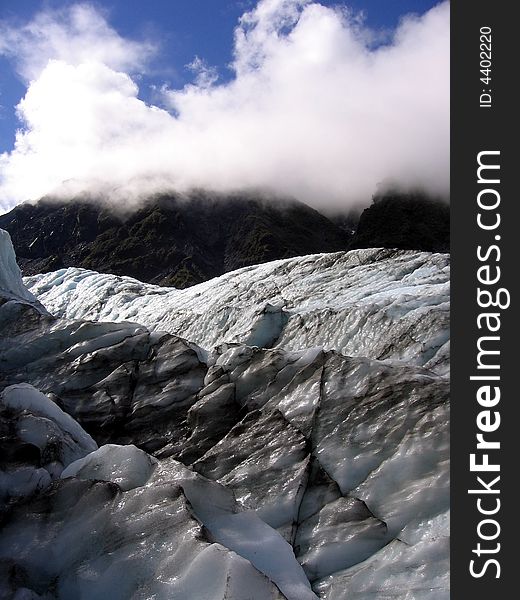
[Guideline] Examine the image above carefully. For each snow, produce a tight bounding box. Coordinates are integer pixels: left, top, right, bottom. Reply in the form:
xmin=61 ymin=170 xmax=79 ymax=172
xmin=25 ymin=248 xmax=450 ymax=373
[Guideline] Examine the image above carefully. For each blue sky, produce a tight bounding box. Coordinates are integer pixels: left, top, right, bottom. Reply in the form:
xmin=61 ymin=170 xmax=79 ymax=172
xmin=0 ymin=0 xmax=448 ymax=212
xmin=0 ymin=1 xmax=441 ymax=153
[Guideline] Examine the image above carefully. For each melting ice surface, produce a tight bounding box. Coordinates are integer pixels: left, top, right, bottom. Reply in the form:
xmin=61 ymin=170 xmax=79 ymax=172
xmin=0 ymin=229 xmax=450 ymax=599
xmin=25 ymin=248 xmax=450 ymax=375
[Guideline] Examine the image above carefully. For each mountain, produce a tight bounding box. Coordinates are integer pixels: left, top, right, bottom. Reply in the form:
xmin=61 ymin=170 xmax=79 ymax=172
xmin=0 ymin=192 xmax=351 ymax=288
xmin=1 ymin=228 xmax=449 ymax=599
xmin=0 ymin=191 xmax=449 ymax=288
xmin=349 ymin=192 xmax=450 ymax=253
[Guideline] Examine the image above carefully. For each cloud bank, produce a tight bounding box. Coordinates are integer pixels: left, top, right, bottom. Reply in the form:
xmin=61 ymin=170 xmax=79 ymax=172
xmin=0 ymin=0 xmax=449 ymax=213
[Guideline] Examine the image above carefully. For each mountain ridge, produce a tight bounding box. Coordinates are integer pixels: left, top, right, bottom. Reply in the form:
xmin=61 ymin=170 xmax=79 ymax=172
xmin=0 ymin=191 xmax=450 ymax=288
xmin=0 ymin=192 xmax=350 ymax=288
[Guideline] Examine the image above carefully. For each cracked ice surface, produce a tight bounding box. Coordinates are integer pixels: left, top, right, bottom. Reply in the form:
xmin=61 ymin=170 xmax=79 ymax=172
xmin=1 ymin=229 xmax=450 ymax=599
xmin=1 ymin=456 xmax=289 ymax=600
xmin=25 ymin=248 xmax=450 ymax=374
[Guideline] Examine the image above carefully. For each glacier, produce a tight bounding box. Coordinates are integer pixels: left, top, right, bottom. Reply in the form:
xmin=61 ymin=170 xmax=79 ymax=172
xmin=0 ymin=228 xmax=449 ymax=599
xmin=25 ymin=248 xmax=450 ymax=375
xmin=0 ymin=229 xmax=39 ymax=306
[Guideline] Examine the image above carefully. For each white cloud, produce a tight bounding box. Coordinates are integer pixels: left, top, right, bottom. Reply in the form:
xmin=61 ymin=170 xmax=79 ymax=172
xmin=0 ymin=4 xmax=154 ymax=79
xmin=0 ymin=0 xmax=449 ymax=213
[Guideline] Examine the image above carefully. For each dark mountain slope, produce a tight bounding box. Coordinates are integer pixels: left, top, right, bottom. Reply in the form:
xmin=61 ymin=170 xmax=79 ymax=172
xmin=348 ymin=192 xmax=450 ymax=253
xmin=0 ymin=191 xmax=450 ymax=288
xmin=0 ymin=192 xmax=351 ymax=287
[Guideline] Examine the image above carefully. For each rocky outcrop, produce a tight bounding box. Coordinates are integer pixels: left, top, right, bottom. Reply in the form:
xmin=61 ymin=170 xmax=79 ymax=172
xmin=349 ymin=193 xmax=450 ymax=253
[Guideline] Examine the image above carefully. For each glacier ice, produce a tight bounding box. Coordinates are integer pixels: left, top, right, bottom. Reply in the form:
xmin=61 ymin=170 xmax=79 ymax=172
xmin=0 ymin=229 xmax=450 ymax=599
xmin=0 ymin=466 xmax=287 ymax=600
xmin=0 ymin=229 xmax=39 ymax=305
xmin=0 ymin=383 xmax=97 ymax=504
xmin=313 ymin=511 xmax=450 ymax=600
xmin=61 ymin=444 xmax=158 ymax=491
xmin=25 ymin=248 xmax=450 ymax=374
xmin=0 ymin=229 xmax=50 ymax=339
xmin=2 ymin=384 xmax=97 ymax=457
